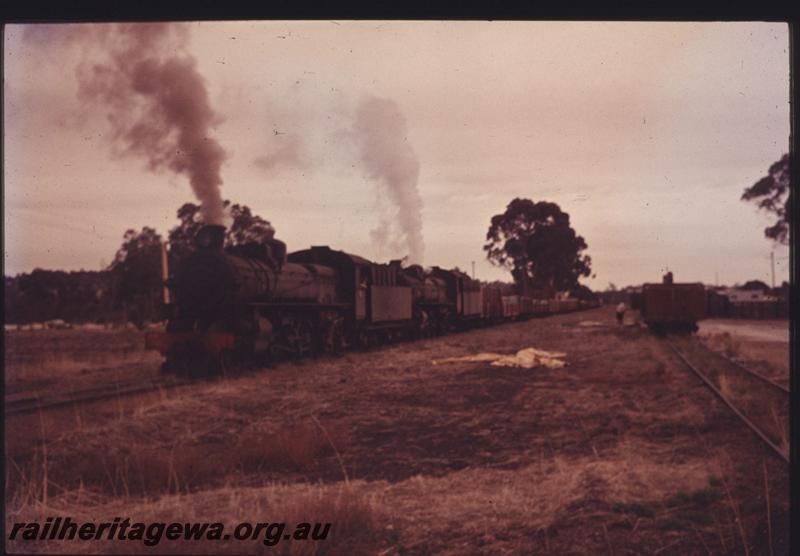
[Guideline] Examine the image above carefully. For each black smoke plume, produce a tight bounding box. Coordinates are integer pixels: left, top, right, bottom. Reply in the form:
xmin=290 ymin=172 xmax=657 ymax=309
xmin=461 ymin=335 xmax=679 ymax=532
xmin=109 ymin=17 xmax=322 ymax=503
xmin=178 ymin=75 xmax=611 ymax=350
xmin=65 ymin=23 xmax=227 ymax=224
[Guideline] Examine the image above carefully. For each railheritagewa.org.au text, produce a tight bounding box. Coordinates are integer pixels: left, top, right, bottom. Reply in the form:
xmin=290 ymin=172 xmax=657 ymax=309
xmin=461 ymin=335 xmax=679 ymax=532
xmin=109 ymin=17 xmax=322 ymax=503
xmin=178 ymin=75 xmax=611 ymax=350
xmin=9 ymin=517 xmax=332 ymax=547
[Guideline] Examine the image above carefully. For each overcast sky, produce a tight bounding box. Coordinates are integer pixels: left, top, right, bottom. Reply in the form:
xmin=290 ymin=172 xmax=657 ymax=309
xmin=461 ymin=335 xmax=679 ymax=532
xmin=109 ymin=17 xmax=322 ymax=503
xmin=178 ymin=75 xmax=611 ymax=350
xmin=3 ymin=21 xmax=790 ymax=289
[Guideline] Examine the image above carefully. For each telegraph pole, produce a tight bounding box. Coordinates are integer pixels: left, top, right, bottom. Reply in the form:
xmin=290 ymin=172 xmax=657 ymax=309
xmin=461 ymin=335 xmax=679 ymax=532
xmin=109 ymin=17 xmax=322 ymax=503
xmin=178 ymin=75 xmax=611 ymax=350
xmin=471 ymin=261 xmax=475 ymax=279
xmin=770 ymin=250 xmax=775 ymax=289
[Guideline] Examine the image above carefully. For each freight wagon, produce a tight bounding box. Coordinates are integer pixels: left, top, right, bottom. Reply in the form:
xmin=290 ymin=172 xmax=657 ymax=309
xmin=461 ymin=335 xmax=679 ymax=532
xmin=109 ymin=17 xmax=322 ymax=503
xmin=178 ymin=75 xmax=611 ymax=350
xmin=481 ymin=285 xmax=504 ymax=321
xmin=640 ymin=279 xmax=705 ymax=333
xmin=501 ymin=295 xmax=521 ymax=319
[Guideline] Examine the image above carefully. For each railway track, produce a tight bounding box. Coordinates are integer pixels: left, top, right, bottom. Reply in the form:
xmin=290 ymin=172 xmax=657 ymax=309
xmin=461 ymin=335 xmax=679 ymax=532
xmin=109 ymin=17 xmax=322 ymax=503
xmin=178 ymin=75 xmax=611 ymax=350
xmin=706 ymin=349 xmax=789 ymax=394
xmin=666 ymin=338 xmax=789 ymax=464
xmin=4 ymin=376 xmax=192 ymax=417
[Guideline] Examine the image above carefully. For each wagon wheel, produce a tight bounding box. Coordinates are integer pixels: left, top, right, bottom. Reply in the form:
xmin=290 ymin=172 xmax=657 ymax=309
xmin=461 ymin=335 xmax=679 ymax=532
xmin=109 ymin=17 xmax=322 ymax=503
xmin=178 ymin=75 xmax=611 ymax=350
xmin=185 ymin=351 xmax=216 ymax=379
xmin=369 ymin=330 xmax=381 ymax=347
xmin=356 ymin=329 xmax=372 ymax=350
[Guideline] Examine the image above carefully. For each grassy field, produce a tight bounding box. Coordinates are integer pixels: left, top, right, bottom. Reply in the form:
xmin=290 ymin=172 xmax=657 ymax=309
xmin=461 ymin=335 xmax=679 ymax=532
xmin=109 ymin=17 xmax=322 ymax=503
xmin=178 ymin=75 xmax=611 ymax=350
xmin=5 ymin=307 xmax=790 ymax=554
xmin=5 ymin=328 xmax=163 ymax=395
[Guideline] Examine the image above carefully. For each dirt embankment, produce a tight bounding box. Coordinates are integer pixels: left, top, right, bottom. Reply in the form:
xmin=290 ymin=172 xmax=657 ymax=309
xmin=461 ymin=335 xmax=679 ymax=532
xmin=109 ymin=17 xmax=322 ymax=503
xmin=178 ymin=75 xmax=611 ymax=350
xmin=6 ymin=307 xmax=790 ymax=554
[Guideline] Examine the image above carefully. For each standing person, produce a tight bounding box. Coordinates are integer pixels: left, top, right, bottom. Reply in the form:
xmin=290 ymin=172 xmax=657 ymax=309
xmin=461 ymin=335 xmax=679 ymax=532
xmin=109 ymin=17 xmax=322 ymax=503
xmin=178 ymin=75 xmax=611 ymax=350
xmin=616 ymin=301 xmax=626 ymax=325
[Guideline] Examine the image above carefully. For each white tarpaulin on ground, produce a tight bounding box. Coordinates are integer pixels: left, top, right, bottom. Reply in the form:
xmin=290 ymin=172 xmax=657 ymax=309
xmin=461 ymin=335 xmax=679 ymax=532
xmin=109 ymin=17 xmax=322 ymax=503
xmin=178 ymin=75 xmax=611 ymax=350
xmin=578 ymin=320 xmax=604 ymax=327
xmin=433 ymin=347 xmax=567 ymax=369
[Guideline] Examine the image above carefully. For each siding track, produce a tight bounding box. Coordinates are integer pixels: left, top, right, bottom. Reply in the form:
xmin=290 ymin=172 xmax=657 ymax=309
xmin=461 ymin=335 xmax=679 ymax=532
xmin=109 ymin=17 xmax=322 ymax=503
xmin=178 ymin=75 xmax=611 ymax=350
xmin=666 ymin=338 xmax=789 ymax=465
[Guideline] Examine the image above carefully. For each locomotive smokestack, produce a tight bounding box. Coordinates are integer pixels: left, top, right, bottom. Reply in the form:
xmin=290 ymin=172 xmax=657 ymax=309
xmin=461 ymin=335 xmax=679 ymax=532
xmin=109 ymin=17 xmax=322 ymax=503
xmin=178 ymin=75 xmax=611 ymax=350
xmin=196 ymin=224 xmax=226 ymax=251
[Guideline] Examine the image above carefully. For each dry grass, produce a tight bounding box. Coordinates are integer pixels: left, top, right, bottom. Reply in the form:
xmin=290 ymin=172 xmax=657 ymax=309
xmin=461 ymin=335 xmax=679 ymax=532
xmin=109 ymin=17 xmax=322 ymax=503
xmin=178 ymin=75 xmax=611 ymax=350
xmin=7 ymin=418 xmax=351 ymax=501
xmin=770 ymin=407 xmax=790 ymax=455
xmin=6 ymin=414 xmax=369 ymax=555
xmin=7 ymin=481 xmax=383 ymax=555
xmin=235 ymin=422 xmax=351 ymax=475
xmin=372 ymin=437 xmax=722 ymax=554
xmin=701 ymin=328 xmax=789 ymax=387
xmin=2 ymin=433 xmax=709 ymax=555
xmin=717 ymin=373 xmax=734 ymax=400
xmin=704 ymin=332 xmax=741 ymax=359
xmin=712 ymin=365 xmax=788 ymax=460
xmin=5 ymin=329 xmax=161 ymax=393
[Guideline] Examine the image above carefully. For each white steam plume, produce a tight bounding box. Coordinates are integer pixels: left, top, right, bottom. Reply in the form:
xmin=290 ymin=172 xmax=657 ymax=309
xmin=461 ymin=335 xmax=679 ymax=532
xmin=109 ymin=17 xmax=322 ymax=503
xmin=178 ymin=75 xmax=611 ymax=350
xmin=353 ymin=95 xmax=425 ymax=264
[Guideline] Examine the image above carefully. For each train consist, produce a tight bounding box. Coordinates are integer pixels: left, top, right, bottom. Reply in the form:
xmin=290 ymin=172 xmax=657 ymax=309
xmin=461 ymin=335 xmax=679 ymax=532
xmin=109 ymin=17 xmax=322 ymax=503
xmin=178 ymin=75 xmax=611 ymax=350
xmin=145 ymin=224 xmax=599 ymax=375
xmin=632 ymin=273 xmax=706 ymax=334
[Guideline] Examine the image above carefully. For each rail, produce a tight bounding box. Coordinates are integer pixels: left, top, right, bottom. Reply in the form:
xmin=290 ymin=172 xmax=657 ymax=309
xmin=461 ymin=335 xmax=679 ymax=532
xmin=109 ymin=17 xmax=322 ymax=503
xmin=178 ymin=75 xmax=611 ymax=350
xmin=666 ymin=340 xmax=788 ymax=465
xmin=4 ymin=377 xmax=192 ymax=417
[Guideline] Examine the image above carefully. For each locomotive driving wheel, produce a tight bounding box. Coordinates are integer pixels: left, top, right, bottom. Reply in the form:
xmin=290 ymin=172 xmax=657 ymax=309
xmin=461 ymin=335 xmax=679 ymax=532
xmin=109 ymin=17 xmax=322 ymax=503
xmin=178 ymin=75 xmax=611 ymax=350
xmin=323 ymin=319 xmax=345 ymax=355
xmin=263 ymin=344 xmax=281 ymax=368
xmin=219 ymin=349 xmax=246 ymax=376
xmin=287 ymin=319 xmax=314 ymax=357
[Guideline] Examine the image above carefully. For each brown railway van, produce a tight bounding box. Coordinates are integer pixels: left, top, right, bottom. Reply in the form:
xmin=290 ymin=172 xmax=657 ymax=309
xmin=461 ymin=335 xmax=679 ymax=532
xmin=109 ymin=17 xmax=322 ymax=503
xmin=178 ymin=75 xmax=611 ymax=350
xmin=640 ymin=282 xmax=706 ymax=333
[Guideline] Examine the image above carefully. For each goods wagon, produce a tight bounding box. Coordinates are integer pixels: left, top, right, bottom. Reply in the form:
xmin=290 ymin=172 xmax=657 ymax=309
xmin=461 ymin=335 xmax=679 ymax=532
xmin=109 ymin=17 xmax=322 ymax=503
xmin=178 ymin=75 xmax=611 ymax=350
xmin=481 ymin=285 xmax=503 ymax=321
xmin=533 ymin=299 xmax=550 ymax=316
xmin=629 ymin=291 xmax=643 ymax=311
xmin=640 ymin=279 xmax=705 ymax=333
xmin=560 ymin=299 xmax=579 ymax=312
xmin=502 ymin=295 xmax=521 ymax=319
xmin=462 ymin=287 xmax=483 ymax=319
xmin=519 ymin=296 xmax=534 ymax=317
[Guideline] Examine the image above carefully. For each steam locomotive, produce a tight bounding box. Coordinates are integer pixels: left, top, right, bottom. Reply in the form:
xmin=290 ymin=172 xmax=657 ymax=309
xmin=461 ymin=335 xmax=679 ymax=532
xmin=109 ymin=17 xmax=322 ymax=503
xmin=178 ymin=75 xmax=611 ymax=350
xmin=145 ymin=224 xmax=597 ymax=375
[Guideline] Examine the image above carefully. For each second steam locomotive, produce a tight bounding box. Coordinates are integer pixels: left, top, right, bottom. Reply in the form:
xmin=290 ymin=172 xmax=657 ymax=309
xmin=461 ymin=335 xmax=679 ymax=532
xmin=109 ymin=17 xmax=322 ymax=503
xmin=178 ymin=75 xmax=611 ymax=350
xmin=145 ymin=224 xmax=595 ymax=375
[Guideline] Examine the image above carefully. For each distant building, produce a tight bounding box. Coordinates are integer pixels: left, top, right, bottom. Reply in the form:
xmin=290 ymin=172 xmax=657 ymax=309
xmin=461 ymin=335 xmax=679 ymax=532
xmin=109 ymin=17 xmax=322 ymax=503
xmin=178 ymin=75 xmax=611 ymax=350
xmin=723 ymin=289 xmax=766 ymax=303
xmin=706 ymin=287 xmax=787 ymax=319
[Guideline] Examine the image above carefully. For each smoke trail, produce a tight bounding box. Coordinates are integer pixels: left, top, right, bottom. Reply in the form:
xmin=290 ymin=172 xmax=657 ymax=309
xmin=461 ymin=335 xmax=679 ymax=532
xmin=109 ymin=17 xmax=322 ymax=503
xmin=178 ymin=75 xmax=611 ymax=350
xmin=253 ymin=133 xmax=307 ymax=173
xmin=369 ymin=212 xmax=404 ymax=262
xmin=73 ymin=23 xmax=227 ymax=224
xmin=354 ymin=96 xmax=424 ymax=264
